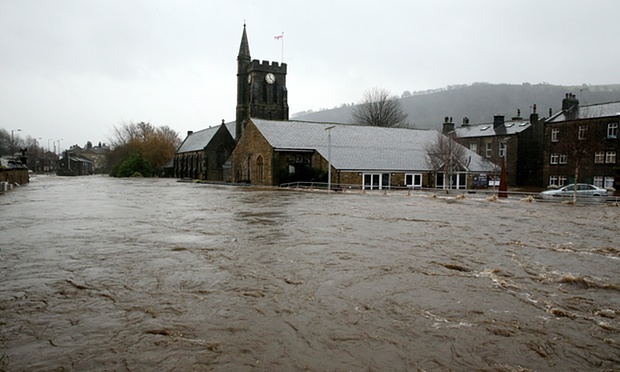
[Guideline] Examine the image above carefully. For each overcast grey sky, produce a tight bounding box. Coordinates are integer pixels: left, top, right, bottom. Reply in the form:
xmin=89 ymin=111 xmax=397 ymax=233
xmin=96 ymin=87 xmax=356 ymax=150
xmin=1 ymin=0 xmax=618 ymax=151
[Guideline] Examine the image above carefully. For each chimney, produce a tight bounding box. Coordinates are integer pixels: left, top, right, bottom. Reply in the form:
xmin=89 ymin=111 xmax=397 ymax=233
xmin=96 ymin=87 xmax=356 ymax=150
xmin=561 ymin=93 xmax=579 ymax=111
xmin=462 ymin=117 xmax=470 ymax=126
xmin=442 ymin=116 xmax=455 ymax=135
xmin=187 ymin=130 xmax=194 ymax=136
xmin=530 ymin=104 xmax=539 ymax=125
xmin=493 ymin=114 xmax=505 ymax=129
xmin=511 ymin=108 xmax=522 ymax=121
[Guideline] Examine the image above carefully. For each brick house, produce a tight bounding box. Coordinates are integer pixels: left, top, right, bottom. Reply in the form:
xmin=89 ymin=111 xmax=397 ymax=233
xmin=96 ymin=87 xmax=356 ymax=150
xmin=446 ymin=106 xmax=543 ymax=187
xmin=543 ymin=94 xmax=619 ymax=194
xmin=231 ymin=118 xmax=496 ymax=189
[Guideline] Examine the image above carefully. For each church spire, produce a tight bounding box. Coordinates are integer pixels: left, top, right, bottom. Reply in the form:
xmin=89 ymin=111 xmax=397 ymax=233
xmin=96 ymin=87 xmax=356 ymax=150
xmin=237 ymin=23 xmax=251 ymax=63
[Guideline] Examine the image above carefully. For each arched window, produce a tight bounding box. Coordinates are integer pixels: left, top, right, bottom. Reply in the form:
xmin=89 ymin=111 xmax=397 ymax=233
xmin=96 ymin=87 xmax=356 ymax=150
xmin=256 ymin=155 xmax=264 ymax=182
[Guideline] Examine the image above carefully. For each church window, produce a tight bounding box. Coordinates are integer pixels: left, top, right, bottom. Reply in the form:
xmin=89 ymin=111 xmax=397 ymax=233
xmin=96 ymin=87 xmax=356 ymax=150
xmin=256 ymin=155 xmax=264 ymax=181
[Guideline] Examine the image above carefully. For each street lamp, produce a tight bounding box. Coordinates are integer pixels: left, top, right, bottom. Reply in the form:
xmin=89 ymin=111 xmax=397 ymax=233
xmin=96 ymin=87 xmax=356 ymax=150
xmin=325 ymin=125 xmax=336 ymax=191
xmin=11 ymin=129 xmax=21 ymax=159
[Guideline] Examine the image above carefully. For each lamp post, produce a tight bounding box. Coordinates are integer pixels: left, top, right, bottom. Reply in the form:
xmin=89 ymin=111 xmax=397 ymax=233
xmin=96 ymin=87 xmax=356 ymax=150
xmin=325 ymin=125 xmax=336 ymax=191
xmin=11 ymin=129 xmax=21 ymax=159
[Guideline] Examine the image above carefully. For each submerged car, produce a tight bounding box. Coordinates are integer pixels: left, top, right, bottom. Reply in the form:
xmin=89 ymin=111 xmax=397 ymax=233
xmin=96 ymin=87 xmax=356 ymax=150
xmin=540 ymin=183 xmax=608 ymax=199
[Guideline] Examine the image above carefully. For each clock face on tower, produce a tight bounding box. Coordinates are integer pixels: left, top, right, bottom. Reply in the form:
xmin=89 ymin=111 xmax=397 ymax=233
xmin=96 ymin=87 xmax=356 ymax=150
xmin=265 ymin=73 xmax=276 ymax=84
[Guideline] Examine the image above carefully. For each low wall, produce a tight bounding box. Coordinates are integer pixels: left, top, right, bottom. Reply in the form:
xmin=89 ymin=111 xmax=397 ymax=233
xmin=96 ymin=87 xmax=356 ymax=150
xmin=0 ymin=169 xmax=30 ymax=186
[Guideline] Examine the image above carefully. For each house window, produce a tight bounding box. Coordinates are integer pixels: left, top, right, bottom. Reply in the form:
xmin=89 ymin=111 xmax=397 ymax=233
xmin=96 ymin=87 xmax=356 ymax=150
xmin=578 ymin=125 xmax=587 ymax=140
xmin=549 ymin=176 xmax=558 ymax=186
xmin=558 ymin=176 xmax=567 ymax=186
xmin=605 ymin=151 xmax=616 ymax=164
xmin=256 ymin=155 xmax=264 ymax=181
xmin=604 ymin=177 xmax=615 ymax=189
xmin=559 ymin=154 xmax=568 ymax=164
xmin=608 ymin=123 xmax=618 ymax=139
xmin=363 ymin=173 xmax=390 ymax=190
xmin=485 ymin=143 xmax=492 ymax=158
xmin=551 ymin=128 xmax=559 ymax=142
xmin=469 ymin=143 xmax=478 ymax=154
xmin=499 ymin=142 xmax=507 ymax=158
xmin=550 ymin=153 xmax=559 ymax=164
xmin=405 ymin=173 xmax=422 ymax=189
xmin=593 ymin=176 xmax=603 ymax=188
xmin=595 ymin=152 xmax=605 ymax=163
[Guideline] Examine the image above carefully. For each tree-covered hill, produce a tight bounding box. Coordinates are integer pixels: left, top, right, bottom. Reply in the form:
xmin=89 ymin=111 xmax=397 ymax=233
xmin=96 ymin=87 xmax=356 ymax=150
xmin=293 ymin=83 xmax=620 ymax=130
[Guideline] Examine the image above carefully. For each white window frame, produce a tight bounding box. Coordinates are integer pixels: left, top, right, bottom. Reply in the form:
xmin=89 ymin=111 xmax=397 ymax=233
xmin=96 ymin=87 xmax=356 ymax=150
xmin=405 ymin=173 xmax=422 ymax=189
xmin=578 ymin=125 xmax=587 ymax=140
xmin=594 ymin=152 xmax=605 ymax=163
xmin=485 ymin=143 xmax=492 ymax=158
xmin=499 ymin=142 xmax=507 ymax=158
xmin=593 ymin=176 xmax=603 ymax=188
xmin=469 ymin=143 xmax=478 ymax=153
xmin=559 ymin=154 xmax=568 ymax=164
xmin=608 ymin=123 xmax=618 ymax=139
xmin=605 ymin=151 xmax=616 ymax=164
xmin=435 ymin=172 xmax=467 ymax=190
xmin=363 ymin=173 xmax=390 ymax=190
xmin=604 ymin=177 xmax=615 ymax=189
xmin=558 ymin=176 xmax=567 ymax=186
xmin=549 ymin=176 xmax=558 ymax=187
xmin=551 ymin=128 xmax=559 ymax=142
xmin=550 ymin=153 xmax=559 ymax=164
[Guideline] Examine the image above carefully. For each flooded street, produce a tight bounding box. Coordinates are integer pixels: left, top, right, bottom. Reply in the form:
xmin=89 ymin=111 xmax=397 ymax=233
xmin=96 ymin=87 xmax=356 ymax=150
xmin=1 ymin=175 xmax=619 ymax=371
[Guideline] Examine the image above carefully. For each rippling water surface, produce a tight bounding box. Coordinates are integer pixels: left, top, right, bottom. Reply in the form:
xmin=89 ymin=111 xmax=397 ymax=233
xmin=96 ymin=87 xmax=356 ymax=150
xmin=1 ymin=175 xmax=619 ymax=371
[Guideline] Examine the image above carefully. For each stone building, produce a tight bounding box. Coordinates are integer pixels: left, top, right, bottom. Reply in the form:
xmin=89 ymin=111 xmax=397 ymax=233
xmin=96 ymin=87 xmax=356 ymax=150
xmin=173 ymin=24 xmax=287 ymax=180
xmin=174 ymin=121 xmax=236 ymax=181
xmin=446 ymin=107 xmax=543 ymax=187
xmin=175 ymin=24 xmax=496 ymax=188
xmin=543 ymin=94 xmax=619 ymax=193
xmin=231 ymin=118 xmax=496 ymax=189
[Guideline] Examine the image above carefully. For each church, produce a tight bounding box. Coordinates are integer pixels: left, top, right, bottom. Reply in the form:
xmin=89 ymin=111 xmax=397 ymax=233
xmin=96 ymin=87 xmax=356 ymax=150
xmin=173 ymin=25 xmax=496 ymax=189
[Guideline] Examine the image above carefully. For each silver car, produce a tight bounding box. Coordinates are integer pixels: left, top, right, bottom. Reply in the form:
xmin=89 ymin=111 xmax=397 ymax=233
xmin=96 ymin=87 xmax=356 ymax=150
xmin=540 ymin=183 xmax=608 ymax=198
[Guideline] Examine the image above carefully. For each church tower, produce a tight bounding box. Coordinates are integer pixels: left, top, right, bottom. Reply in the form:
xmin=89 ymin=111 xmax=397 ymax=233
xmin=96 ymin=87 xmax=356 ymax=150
xmin=235 ymin=24 xmax=289 ymax=140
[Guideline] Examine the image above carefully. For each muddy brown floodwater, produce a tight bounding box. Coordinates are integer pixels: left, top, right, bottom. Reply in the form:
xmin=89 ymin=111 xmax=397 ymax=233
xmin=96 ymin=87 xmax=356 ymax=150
xmin=1 ymin=175 xmax=619 ymax=371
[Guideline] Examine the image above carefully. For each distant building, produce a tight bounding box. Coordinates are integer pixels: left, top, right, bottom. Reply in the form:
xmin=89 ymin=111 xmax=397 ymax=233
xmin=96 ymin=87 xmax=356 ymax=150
xmin=74 ymin=144 xmax=110 ymax=173
xmin=57 ymin=150 xmax=94 ymax=176
xmin=543 ymin=94 xmax=619 ymax=193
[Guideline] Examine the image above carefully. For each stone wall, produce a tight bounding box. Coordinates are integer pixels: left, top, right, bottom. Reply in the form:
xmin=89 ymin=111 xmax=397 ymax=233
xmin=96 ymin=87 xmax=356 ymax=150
xmin=0 ymin=169 xmax=29 ymax=186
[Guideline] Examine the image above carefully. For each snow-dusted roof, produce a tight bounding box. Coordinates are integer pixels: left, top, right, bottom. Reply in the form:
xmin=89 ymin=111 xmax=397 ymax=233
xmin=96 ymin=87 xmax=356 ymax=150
xmin=177 ymin=122 xmax=235 ymax=153
xmin=547 ymin=101 xmax=620 ymax=123
xmin=251 ymin=118 xmax=495 ymax=173
xmin=455 ymin=119 xmax=531 ymax=138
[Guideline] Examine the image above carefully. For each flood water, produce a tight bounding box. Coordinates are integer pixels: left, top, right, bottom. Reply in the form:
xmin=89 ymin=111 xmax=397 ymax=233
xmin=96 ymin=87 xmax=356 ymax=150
xmin=1 ymin=175 xmax=619 ymax=371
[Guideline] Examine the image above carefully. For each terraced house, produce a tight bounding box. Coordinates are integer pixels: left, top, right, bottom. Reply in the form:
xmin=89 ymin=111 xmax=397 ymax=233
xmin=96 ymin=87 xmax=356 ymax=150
xmin=543 ymin=94 xmax=619 ymax=193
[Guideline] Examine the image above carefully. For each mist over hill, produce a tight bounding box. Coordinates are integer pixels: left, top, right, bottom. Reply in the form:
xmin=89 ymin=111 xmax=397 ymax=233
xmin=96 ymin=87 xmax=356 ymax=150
xmin=293 ymin=83 xmax=620 ymax=130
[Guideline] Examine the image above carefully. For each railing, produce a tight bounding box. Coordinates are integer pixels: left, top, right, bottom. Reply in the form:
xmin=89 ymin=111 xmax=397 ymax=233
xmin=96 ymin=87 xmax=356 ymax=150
xmin=278 ymin=181 xmax=620 ymax=204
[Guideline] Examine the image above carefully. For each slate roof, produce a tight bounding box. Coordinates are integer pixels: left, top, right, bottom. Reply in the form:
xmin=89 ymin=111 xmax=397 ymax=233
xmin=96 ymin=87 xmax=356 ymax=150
xmin=176 ymin=122 xmax=235 ymax=153
xmin=547 ymin=101 xmax=620 ymax=123
xmin=455 ymin=119 xmax=531 ymax=139
xmin=251 ymin=118 xmax=495 ymax=173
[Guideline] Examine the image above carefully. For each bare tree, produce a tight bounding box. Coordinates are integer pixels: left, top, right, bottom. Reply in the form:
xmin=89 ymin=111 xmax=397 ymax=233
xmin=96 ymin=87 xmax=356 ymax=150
xmin=108 ymin=121 xmax=181 ymax=176
xmin=351 ymin=88 xmax=409 ymax=128
xmin=425 ymin=131 xmax=468 ymax=190
xmin=555 ymin=122 xmax=600 ymax=203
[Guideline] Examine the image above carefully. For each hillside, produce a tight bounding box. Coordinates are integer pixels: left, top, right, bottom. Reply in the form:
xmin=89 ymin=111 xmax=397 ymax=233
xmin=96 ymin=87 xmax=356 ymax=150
xmin=293 ymin=83 xmax=620 ymax=130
